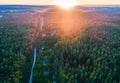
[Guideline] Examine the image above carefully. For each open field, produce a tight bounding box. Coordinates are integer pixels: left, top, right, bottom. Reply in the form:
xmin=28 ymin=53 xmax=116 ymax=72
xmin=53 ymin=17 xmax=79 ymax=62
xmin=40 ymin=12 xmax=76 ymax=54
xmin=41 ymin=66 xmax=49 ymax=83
xmin=0 ymin=5 xmax=120 ymax=83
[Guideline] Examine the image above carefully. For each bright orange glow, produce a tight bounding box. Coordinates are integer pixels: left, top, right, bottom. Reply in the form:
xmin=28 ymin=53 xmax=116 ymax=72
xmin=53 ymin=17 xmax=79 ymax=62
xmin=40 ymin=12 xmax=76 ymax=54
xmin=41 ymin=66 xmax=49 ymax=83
xmin=45 ymin=10 xmax=87 ymax=41
xmin=55 ymin=0 xmax=77 ymax=10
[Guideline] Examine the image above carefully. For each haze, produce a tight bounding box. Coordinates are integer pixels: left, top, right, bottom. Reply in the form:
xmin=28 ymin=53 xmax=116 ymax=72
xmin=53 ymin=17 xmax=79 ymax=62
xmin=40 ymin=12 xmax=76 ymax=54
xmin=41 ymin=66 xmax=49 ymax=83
xmin=0 ymin=0 xmax=120 ymax=5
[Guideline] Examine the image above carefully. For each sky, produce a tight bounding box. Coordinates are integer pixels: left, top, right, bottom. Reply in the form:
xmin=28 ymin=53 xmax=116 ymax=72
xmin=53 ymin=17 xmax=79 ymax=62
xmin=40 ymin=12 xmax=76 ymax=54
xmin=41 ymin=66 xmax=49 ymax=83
xmin=0 ymin=0 xmax=120 ymax=5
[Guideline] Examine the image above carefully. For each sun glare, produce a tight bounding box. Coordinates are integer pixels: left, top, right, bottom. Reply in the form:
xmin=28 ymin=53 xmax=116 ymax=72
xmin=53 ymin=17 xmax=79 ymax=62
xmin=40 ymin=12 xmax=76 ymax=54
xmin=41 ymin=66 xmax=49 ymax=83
xmin=55 ymin=0 xmax=77 ymax=9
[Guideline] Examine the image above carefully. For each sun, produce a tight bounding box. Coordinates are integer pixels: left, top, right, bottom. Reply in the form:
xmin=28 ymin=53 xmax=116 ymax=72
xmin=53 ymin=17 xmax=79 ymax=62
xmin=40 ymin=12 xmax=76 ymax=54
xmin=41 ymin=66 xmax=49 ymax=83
xmin=55 ymin=0 xmax=77 ymax=9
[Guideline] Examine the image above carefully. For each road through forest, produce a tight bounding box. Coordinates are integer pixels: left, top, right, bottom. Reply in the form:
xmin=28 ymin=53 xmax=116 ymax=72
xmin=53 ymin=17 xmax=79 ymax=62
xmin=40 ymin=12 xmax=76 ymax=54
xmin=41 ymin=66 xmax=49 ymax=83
xmin=29 ymin=8 xmax=48 ymax=83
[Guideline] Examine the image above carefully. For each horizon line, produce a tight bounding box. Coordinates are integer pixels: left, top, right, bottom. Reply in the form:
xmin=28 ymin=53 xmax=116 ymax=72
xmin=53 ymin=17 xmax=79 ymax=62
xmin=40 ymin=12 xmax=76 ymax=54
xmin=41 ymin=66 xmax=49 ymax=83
xmin=0 ymin=4 xmax=120 ymax=6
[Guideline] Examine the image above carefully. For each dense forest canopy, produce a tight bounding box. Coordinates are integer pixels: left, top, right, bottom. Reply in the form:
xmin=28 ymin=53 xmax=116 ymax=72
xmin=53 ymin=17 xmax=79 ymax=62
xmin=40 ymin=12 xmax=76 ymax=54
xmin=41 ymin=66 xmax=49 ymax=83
xmin=0 ymin=5 xmax=120 ymax=83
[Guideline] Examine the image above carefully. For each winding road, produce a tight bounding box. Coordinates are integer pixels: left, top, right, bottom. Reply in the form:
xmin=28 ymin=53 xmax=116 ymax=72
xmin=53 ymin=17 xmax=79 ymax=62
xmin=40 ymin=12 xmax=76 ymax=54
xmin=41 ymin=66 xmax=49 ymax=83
xmin=29 ymin=48 xmax=36 ymax=83
xmin=29 ymin=8 xmax=51 ymax=83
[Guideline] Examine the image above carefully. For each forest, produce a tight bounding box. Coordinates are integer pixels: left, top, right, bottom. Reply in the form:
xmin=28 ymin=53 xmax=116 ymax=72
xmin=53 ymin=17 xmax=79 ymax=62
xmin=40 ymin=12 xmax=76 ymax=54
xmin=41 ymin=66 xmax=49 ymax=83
xmin=33 ymin=24 xmax=120 ymax=83
xmin=0 ymin=6 xmax=120 ymax=83
xmin=0 ymin=21 xmax=34 ymax=83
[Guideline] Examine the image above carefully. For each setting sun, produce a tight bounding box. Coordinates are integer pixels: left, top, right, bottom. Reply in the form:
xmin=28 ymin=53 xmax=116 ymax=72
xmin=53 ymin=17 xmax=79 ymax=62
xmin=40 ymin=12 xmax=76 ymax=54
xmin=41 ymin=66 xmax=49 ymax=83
xmin=55 ymin=0 xmax=77 ymax=9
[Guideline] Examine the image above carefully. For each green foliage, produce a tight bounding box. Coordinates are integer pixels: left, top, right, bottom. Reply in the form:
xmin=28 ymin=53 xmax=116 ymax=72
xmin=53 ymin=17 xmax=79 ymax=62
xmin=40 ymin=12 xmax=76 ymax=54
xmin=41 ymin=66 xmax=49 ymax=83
xmin=0 ymin=22 xmax=33 ymax=82
xmin=33 ymin=25 xmax=120 ymax=83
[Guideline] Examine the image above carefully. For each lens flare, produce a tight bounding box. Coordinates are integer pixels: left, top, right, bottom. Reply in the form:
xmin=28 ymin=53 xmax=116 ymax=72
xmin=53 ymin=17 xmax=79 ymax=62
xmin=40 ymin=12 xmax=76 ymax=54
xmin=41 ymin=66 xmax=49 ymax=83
xmin=55 ymin=0 xmax=77 ymax=9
